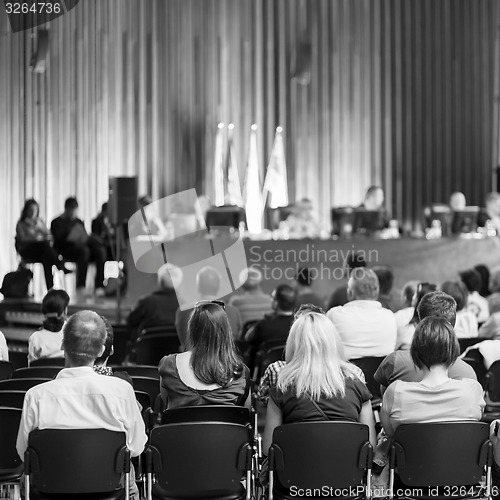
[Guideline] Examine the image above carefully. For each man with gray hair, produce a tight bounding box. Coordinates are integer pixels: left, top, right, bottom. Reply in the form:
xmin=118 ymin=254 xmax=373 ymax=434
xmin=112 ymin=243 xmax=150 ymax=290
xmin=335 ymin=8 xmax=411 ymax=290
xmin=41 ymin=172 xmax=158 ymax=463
xmin=127 ymin=263 xmax=182 ymax=339
xmin=327 ymin=267 xmax=397 ymax=359
xmin=16 ymin=310 xmax=147 ymax=499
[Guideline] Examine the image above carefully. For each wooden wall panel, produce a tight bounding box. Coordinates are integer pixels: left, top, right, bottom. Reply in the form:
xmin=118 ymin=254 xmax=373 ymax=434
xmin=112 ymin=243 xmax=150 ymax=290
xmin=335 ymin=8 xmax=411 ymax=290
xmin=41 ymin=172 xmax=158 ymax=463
xmin=1 ymin=0 xmax=500 ymax=281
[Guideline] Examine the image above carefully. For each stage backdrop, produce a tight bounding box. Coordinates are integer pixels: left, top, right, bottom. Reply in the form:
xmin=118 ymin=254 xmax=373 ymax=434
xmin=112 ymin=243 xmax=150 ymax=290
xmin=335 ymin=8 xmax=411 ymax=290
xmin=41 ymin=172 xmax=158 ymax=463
xmin=1 ymin=0 xmax=500 ymax=282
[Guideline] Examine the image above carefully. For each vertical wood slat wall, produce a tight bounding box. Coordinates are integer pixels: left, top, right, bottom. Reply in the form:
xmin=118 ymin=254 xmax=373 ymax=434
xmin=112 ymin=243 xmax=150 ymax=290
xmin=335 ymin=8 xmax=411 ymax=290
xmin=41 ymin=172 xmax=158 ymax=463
xmin=1 ymin=0 xmax=500 ymax=279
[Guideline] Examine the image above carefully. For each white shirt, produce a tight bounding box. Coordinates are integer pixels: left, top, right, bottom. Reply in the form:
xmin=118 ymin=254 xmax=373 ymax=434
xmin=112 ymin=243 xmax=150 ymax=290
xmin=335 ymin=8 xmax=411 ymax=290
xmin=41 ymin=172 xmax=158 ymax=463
xmin=466 ymin=292 xmax=490 ymax=324
xmin=327 ymin=300 xmax=397 ymax=360
xmin=454 ymin=310 xmax=479 ymax=338
xmin=0 ymin=330 xmax=8 ymax=361
xmin=16 ymin=367 xmax=147 ymax=459
xmin=28 ymin=328 xmax=65 ymax=364
xmin=395 ymin=307 xmax=414 ymax=330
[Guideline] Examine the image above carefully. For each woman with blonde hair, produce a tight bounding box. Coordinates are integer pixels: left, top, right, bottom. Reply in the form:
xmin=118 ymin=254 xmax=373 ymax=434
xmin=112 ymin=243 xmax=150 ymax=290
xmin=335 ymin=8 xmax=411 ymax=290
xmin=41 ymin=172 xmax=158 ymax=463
xmin=263 ymin=312 xmax=376 ymax=452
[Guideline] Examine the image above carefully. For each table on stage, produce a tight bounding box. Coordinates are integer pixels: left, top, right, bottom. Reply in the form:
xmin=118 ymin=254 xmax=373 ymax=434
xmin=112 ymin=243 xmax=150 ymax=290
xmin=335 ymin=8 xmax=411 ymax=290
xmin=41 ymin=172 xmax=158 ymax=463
xmin=125 ymin=236 xmax=500 ymax=305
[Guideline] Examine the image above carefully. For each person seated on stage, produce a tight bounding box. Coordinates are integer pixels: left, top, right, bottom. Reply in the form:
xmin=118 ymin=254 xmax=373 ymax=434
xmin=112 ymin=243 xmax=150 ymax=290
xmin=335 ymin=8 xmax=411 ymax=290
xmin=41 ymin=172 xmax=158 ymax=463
xmin=325 ymin=251 xmax=367 ymax=310
xmin=28 ymin=289 xmax=69 ymax=365
xmin=373 ymin=265 xmax=401 ymax=312
xmin=459 ymin=268 xmax=490 ymax=323
xmin=263 ymin=311 xmax=376 ymax=455
xmin=129 ymin=194 xmax=167 ymax=238
xmin=50 ymin=197 xmax=106 ymax=296
xmin=245 ymin=284 xmax=297 ymax=356
xmin=441 ymin=281 xmax=478 ymax=338
xmin=175 ymin=266 xmax=242 ymax=350
xmin=91 ymin=202 xmax=117 ymax=261
xmin=478 ymin=192 xmax=500 ymax=233
xmin=449 ymin=191 xmax=467 ymax=212
xmin=375 ymin=291 xmax=477 ymax=394
xmin=228 ymin=267 xmax=273 ymax=325
xmin=396 ymin=282 xmax=437 ymax=350
xmin=17 ymin=310 xmax=147 ymax=500
xmin=327 ymin=268 xmax=397 ymax=360
xmin=394 ymin=280 xmax=419 ymax=332
xmin=284 ymin=198 xmax=322 ymax=239
xmin=160 ymin=301 xmax=250 ymax=409
xmin=16 ymin=198 xmax=72 ymax=291
xmin=380 ymin=316 xmax=484 ymax=438
xmin=354 ymin=185 xmax=390 ymax=234
xmin=293 ymin=267 xmax=325 ymax=309
xmin=127 ymin=263 xmax=182 ymax=340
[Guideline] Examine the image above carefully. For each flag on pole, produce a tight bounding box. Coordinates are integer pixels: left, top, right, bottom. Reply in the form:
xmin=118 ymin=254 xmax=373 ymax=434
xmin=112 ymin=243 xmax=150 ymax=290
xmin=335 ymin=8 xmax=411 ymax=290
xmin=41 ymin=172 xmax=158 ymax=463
xmin=263 ymin=126 xmax=289 ymax=208
xmin=225 ymin=123 xmax=243 ymax=206
xmin=213 ymin=122 xmax=225 ymax=207
xmin=243 ymin=125 xmax=264 ymax=234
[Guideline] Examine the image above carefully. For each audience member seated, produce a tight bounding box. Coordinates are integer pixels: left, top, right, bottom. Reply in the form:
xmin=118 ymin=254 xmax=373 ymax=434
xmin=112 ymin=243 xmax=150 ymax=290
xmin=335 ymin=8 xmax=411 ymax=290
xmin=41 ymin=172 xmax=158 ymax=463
xmin=325 ymin=251 xmax=367 ymax=309
xmin=488 ymin=268 xmax=500 ymax=313
xmin=285 ymin=198 xmax=322 ymax=239
xmin=475 ymin=264 xmax=491 ymax=297
xmin=394 ymin=280 xmax=419 ymax=330
xmin=176 ymin=266 xmax=242 ymax=349
xmin=459 ymin=268 xmax=490 ymax=323
xmin=28 ymin=289 xmax=69 ymax=365
xmin=16 ymin=198 xmax=71 ymax=290
xmin=127 ymin=263 xmax=181 ymax=339
xmin=478 ymin=192 xmax=500 ymax=233
xmin=375 ymin=291 xmax=477 ymax=393
xmin=479 ymin=294 xmax=500 ymax=340
xmin=380 ymin=316 xmax=484 ymax=438
xmin=395 ymin=282 xmax=437 ymax=350
xmin=327 ymin=268 xmax=397 ymax=360
xmin=51 ymin=197 xmax=106 ymax=296
xmin=441 ymin=281 xmax=478 ymax=338
xmin=294 ymin=267 xmax=324 ymax=309
xmin=160 ymin=302 xmax=250 ymax=409
xmin=17 ymin=310 xmax=147 ymax=500
xmin=373 ymin=265 xmax=401 ymax=312
xmin=262 ymin=312 xmax=376 ymax=454
xmin=228 ymin=267 xmax=273 ymax=324
xmin=245 ymin=284 xmax=296 ymax=354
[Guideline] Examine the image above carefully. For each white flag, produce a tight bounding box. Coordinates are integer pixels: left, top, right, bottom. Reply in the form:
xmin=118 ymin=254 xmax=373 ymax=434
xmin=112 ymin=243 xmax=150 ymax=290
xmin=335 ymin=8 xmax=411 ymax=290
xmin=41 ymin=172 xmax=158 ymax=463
xmin=263 ymin=127 xmax=288 ymax=208
xmin=243 ymin=126 xmax=264 ymax=233
xmin=213 ymin=123 xmax=225 ymax=207
xmin=225 ymin=125 xmax=243 ymax=206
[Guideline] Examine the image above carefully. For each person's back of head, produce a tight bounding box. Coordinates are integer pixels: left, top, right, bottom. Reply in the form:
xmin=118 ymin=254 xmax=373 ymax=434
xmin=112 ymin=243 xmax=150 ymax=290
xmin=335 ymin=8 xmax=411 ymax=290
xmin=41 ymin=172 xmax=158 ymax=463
xmin=187 ymin=302 xmax=243 ymax=386
xmin=347 ymin=268 xmax=379 ymax=301
xmin=346 ymin=251 xmax=367 ymax=273
xmin=372 ymin=266 xmax=394 ymax=296
xmin=64 ymin=197 xmax=78 ymax=211
xmin=410 ymin=316 xmax=459 ymax=371
xmin=401 ymin=280 xmax=419 ymax=308
xmin=296 ymin=267 xmax=313 ymax=288
xmin=441 ymin=281 xmax=467 ymax=312
xmin=474 ymin=264 xmax=490 ymax=297
xmin=490 ymin=269 xmax=500 ymax=294
xmin=196 ymin=266 xmax=221 ymax=297
xmin=42 ymin=289 xmax=70 ymax=332
xmin=416 ymin=291 xmax=457 ymax=327
xmin=94 ymin=316 xmax=114 ymax=366
xmin=239 ymin=267 xmax=263 ymax=292
xmin=273 ymin=284 xmax=297 ymax=312
xmin=157 ymin=263 xmax=183 ymax=291
xmin=459 ymin=269 xmax=482 ymax=294
xmin=62 ymin=310 xmax=106 ymax=367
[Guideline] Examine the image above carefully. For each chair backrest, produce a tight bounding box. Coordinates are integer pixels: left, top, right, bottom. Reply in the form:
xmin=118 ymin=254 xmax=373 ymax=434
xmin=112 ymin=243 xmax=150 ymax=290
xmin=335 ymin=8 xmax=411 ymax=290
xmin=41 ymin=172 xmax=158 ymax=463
xmin=30 ymin=357 xmax=65 ymax=367
xmin=26 ymin=429 xmax=129 ymax=494
xmin=0 ymin=390 xmax=26 ymax=409
xmin=0 ymin=407 xmax=23 ymax=472
xmin=8 ymin=350 xmax=28 ymax=370
xmin=391 ymin=422 xmax=490 ymax=487
xmin=485 ymin=360 xmax=500 ymax=403
xmin=111 ymin=365 xmax=160 ymax=379
xmin=139 ymin=325 xmax=178 ymax=338
xmin=269 ymin=422 xmax=372 ymax=492
xmin=462 ymin=349 xmax=488 ymax=388
xmin=0 ymin=361 xmax=13 ymax=381
xmin=135 ymin=390 xmax=151 ymax=410
xmin=459 ymin=337 xmax=484 ymax=354
xmin=148 ymin=422 xmax=252 ymax=498
xmin=131 ymin=376 xmax=160 ymax=407
xmin=161 ymin=405 xmax=251 ymax=426
xmin=107 ymin=324 xmax=131 ymax=365
xmin=12 ymin=366 xmax=62 ymax=380
xmin=0 ymin=378 xmax=49 ymax=392
xmin=349 ymin=357 xmax=385 ymax=398
xmin=131 ymin=334 xmax=180 ymax=365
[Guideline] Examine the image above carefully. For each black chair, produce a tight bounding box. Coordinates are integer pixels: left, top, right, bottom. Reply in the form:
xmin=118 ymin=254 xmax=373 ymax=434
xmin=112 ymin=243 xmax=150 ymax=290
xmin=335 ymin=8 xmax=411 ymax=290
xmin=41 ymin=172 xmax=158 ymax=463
xmin=462 ymin=349 xmax=488 ymax=388
xmin=253 ymin=341 xmax=286 ymax=381
xmin=349 ymin=357 xmax=385 ymax=399
xmin=8 ymin=350 xmax=28 ymax=370
xmin=0 ymin=407 xmax=23 ymax=485
xmin=242 ymin=321 xmax=259 ymax=337
xmin=30 ymin=357 xmax=65 ymax=367
xmin=161 ymin=405 xmax=251 ymax=426
xmin=25 ymin=428 xmax=131 ymax=500
xmin=135 ymin=390 xmax=152 ymax=411
xmin=481 ymin=360 xmax=500 ymax=422
xmin=268 ymin=422 xmax=373 ymax=500
xmin=388 ymin=422 xmax=492 ymax=499
xmin=111 ymin=365 xmax=160 ymax=380
xmin=139 ymin=325 xmax=178 ymax=338
xmin=0 ymin=361 xmax=13 ymax=381
xmin=459 ymin=338 xmax=484 ymax=354
xmin=12 ymin=366 xmax=62 ymax=380
xmin=0 ymin=391 xmax=26 ymax=409
xmin=108 ymin=324 xmax=131 ymax=365
xmin=145 ymin=422 xmax=253 ymax=500
xmin=131 ymin=376 xmax=160 ymax=408
xmin=130 ymin=334 xmax=180 ymax=366
xmin=0 ymin=378 xmax=49 ymax=392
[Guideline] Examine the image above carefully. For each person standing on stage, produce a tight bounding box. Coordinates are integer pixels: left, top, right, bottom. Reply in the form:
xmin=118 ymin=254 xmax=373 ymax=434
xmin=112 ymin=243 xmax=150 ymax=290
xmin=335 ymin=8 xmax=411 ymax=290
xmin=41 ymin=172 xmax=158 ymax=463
xmin=51 ymin=197 xmax=106 ymax=296
xmin=16 ymin=198 xmax=72 ymax=291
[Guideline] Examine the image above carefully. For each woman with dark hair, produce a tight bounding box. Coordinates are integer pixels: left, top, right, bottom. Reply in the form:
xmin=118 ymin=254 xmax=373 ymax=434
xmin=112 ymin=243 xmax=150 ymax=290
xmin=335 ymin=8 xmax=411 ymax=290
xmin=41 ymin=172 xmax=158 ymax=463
xmin=28 ymin=289 xmax=70 ymax=364
xmin=395 ymin=282 xmax=437 ymax=350
xmin=460 ymin=268 xmax=490 ymax=323
xmin=159 ymin=301 xmax=250 ymax=408
xmin=16 ymin=199 xmax=71 ymax=290
xmin=474 ymin=264 xmax=491 ymax=297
